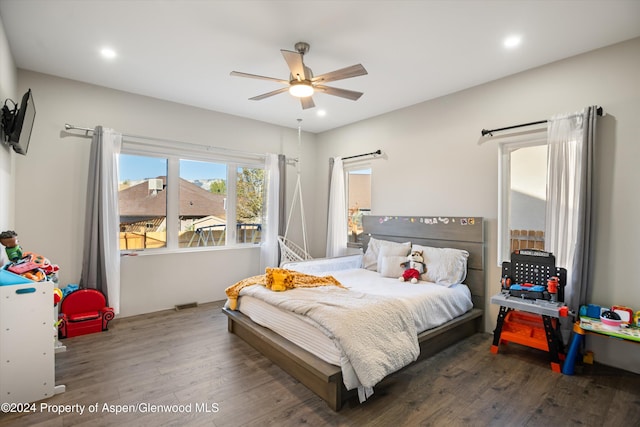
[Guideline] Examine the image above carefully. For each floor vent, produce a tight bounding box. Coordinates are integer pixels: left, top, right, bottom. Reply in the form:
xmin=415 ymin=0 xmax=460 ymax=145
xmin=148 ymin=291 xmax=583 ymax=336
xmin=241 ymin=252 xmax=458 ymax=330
xmin=175 ymin=302 xmax=198 ymax=311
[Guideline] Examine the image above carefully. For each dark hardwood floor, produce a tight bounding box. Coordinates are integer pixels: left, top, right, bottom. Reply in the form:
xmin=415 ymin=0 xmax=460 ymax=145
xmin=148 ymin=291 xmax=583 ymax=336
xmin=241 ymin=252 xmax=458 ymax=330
xmin=2 ymin=301 xmax=639 ymax=427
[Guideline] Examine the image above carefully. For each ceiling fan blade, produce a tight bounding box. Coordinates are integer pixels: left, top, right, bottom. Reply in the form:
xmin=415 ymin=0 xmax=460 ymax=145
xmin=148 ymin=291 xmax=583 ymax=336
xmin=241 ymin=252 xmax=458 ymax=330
xmin=300 ymin=96 xmax=315 ymax=110
xmin=315 ymin=85 xmax=363 ymax=101
xmin=249 ymin=87 xmax=290 ymax=101
xmin=312 ymin=64 xmax=367 ymax=84
xmin=281 ymin=49 xmax=307 ymax=80
xmin=230 ymin=71 xmax=288 ymax=85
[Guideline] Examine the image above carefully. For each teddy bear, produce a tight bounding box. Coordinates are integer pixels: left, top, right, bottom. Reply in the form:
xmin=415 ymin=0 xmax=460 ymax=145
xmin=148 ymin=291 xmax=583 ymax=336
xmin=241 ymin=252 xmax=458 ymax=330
xmin=399 ymin=250 xmax=426 ymax=284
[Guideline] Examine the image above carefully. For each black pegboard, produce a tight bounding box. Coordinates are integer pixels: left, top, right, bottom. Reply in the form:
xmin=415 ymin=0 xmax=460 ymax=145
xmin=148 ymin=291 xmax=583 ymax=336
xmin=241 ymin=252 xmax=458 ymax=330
xmin=502 ymin=249 xmax=567 ymax=301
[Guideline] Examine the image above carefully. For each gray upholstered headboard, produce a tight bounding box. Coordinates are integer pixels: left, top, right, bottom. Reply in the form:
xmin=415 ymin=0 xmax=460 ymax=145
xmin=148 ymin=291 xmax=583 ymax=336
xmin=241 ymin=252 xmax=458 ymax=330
xmin=362 ymin=215 xmax=485 ymax=311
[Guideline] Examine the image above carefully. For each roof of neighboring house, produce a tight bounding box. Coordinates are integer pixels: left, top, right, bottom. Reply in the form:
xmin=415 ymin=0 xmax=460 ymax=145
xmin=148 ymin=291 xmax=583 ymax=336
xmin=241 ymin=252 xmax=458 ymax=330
xmin=119 ymin=177 xmax=226 ymax=219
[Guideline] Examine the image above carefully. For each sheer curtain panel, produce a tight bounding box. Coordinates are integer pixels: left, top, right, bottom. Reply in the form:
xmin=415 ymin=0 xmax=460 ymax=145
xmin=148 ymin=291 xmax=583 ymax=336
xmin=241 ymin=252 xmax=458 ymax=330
xmin=545 ymin=106 xmax=597 ymax=312
xmin=80 ymin=127 xmax=122 ymax=314
xmin=260 ymin=153 xmax=282 ymax=270
xmin=326 ymin=157 xmax=348 ymax=258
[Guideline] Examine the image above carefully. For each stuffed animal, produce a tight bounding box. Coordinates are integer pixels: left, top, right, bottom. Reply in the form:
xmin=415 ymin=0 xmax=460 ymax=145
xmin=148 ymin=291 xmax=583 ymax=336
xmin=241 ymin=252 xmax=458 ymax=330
xmin=401 ymin=268 xmax=421 ymax=283
xmin=399 ymin=250 xmax=426 ymax=284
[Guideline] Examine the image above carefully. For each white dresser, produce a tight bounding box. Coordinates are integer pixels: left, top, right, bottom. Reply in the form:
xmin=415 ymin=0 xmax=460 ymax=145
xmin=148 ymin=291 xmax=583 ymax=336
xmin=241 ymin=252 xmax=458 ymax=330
xmin=0 ymin=278 xmax=65 ymax=403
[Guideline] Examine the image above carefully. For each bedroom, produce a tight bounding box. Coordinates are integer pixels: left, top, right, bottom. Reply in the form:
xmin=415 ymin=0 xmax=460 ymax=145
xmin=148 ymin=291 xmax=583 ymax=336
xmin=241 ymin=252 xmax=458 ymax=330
xmin=0 ymin=0 xmax=639 ymax=424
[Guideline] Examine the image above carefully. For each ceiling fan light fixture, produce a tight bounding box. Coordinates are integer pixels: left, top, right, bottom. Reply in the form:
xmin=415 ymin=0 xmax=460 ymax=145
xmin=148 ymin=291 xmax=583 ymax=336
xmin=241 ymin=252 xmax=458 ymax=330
xmin=289 ymin=81 xmax=314 ymax=98
xmin=231 ymin=42 xmax=366 ymax=109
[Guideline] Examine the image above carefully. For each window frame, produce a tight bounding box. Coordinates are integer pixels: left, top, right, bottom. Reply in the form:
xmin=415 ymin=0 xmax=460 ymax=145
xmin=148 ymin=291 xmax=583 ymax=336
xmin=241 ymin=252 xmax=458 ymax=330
xmin=497 ymin=130 xmax=547 ymax=265
xmin=119 ymin=137 xmax=266 ymax=253
xmin=344 ymin=163 xmax=372 ymax=249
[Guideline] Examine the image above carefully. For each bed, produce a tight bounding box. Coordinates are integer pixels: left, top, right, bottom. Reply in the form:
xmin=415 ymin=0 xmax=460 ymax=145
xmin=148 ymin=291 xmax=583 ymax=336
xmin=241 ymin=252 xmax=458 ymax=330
xmin=222 ymin=215 xmax=485 ymax=411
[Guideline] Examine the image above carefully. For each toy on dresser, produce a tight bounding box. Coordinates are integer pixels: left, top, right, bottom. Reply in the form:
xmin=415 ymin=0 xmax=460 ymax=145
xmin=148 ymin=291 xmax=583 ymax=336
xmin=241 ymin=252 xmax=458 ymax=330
xmin=0 ymin=230 xmax=22 ymax=261
xmin=0 ymin=230 xmax=59 ymax=284
xmin=399 ymin=250 xmax=426 ymax=284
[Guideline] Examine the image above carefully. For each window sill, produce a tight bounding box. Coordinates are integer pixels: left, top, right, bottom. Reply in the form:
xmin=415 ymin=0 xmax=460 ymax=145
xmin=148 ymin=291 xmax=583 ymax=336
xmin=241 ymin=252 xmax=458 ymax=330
xmin=120 ymin=243 xmax=261 ymax=257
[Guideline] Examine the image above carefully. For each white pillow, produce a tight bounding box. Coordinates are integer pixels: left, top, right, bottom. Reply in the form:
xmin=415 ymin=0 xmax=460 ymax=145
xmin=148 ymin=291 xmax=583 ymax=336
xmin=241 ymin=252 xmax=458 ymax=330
xmin=377 ymin=244 xmax=412 ymax=268
xmin=412 ymin=244 xmax=469 ymax=286
xmin=379 ymin=255 xmax=408 ymax=278
xmin=362 ymin=237 xmax=411 ymax=271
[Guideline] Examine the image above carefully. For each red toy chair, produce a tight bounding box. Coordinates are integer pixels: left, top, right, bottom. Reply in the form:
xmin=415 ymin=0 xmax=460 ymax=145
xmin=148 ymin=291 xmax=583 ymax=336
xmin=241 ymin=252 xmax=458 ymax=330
xmin=58 ymin=289 xmax=115 ymax=338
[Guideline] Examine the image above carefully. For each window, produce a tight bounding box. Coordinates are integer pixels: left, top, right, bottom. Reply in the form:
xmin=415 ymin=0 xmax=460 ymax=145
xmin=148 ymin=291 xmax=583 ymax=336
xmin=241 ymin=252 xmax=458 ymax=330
xmin=346 ymin=167 xmax=371 ymax=247
xmin=118 ymin=154 xmax=168 ymax=250
xmin=118 ymin=141 xmax=265 ymax=252
xmin=178 ymin=159 xmax=228 ymax=248
xmin=235 ymin=166 xmax=265 ymax=244
xmin=498 ymin=133 xmax=548 ymax=264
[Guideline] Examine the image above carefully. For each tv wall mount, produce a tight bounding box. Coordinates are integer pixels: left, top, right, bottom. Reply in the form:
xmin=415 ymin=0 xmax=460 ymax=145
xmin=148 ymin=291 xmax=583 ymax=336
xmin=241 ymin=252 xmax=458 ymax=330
xmin=0 ymin=98 xmax=18 ymax=143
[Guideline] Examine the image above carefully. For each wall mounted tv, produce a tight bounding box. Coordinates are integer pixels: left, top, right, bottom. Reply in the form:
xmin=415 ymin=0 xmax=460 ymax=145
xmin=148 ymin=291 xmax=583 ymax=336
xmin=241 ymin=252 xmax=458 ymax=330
xmin=1 ymin=89 xmax=36 ymax=155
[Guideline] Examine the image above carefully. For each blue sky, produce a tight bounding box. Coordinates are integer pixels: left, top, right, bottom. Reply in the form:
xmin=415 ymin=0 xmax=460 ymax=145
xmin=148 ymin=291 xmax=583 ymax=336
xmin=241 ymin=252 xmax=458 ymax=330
xmin=119 ymin=155 xmax=227 ymax=181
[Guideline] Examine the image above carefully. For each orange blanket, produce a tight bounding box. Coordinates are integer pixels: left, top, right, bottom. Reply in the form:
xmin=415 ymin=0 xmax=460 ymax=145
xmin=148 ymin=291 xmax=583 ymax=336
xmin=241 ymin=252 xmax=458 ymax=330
xmin=225 ymin=267 xmax=344 ymax=310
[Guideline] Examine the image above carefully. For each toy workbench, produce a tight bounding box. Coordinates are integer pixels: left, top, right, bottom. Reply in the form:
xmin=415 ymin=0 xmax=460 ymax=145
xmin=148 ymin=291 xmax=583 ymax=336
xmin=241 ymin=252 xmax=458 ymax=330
xmin=490 ymin=250 xmax=569 ymax=373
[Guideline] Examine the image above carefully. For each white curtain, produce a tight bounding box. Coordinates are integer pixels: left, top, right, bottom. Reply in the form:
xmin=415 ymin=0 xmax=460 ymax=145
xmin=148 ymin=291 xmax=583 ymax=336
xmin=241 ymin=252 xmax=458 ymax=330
xmin=260 ymin=153 xmax=280 ymax=271
xmin=326 ymin=157 xmax=348 ymax=258
xmin=80 ymin=127 xmax=122 ymax=314
xmin=545 ymin=107 xmax=597 ymax=311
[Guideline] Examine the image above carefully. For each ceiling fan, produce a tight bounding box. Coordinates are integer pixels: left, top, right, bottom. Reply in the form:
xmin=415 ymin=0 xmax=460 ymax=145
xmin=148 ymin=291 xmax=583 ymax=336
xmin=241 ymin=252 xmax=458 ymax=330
xmin=230 ymin=42 xmax=368 ymax=110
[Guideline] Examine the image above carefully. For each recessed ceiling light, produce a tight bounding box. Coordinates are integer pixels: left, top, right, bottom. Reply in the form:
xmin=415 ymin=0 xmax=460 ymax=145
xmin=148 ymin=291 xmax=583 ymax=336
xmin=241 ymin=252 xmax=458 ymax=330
xmin=503 ymin=35 xmax=522 ymax=49
xmin=100 ymin=47 xmax=117 ymax=59
xmin=317 ymin=109 xmax=327 ymax=117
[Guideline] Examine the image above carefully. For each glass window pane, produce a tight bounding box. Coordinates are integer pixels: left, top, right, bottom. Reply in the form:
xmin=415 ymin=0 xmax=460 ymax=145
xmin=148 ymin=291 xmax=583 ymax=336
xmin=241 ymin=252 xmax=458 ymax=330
xmin=179 ymin=159 xmax=228 ymax=248
xmin=236 ymin=166 xmax=265 ymax=244
xmin=347 ymin=168 xmax=371 ymax=245
xmin=498 ymin=139 xmax=548 ymax=264
xmin=118 ymin=154 xmax=168 ymax=250
xmin=509 ymin=145 xmax=547 ymax=253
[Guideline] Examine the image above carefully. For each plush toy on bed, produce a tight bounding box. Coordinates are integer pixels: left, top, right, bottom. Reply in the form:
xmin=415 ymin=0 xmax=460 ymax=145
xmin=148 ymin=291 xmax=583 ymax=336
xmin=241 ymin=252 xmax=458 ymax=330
xmin=399 ymin=250 xmax=426 ymax=284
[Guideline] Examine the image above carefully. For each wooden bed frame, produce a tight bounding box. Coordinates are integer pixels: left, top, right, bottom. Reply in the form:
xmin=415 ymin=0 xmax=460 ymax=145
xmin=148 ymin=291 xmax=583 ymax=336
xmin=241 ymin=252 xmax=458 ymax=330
xmin=222 ymin=215 xmax=485 ymax=411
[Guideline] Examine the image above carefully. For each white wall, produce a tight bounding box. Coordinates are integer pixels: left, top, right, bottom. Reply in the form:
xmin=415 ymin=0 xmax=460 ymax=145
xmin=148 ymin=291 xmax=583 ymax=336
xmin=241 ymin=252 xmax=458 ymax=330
xmin=315 ymin=37 xmax=640 ymax=373
xmin=0 ymin=15 xmax=17 ymax=256
xmin=14 ymin=70 xmax=318 ymax=317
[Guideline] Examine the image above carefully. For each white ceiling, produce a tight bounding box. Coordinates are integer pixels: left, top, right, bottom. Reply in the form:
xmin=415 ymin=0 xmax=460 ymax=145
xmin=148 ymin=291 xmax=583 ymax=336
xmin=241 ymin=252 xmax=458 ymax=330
xmin=1 ymin=0 xmax=639 ymax=134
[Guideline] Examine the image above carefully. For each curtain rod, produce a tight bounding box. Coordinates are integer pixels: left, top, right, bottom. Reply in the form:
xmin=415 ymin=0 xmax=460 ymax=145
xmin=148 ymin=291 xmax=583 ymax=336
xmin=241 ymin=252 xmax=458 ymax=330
xmin=63 ymin=123 xmax=266 ymax=159
xmin=342 ymin=149 xmax=382 ymax=160
xmin=480 ymin=106 xmax=603 ymax=137
xmin=65 ymin=124 xmax=94 ymax=133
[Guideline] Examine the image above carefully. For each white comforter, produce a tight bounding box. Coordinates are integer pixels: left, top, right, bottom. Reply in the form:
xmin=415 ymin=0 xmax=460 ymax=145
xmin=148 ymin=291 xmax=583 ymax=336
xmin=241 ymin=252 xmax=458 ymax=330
xmin=329 ymin=268 xmax=474 ymax=333
xmin=239 ymin=283 xmax=420 ymax=390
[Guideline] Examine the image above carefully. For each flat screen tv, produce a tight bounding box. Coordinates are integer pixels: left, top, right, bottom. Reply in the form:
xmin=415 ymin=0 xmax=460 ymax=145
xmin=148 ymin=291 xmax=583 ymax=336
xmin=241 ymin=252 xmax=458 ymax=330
xmin=1 ymin=89 xmax=35 ymax=155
